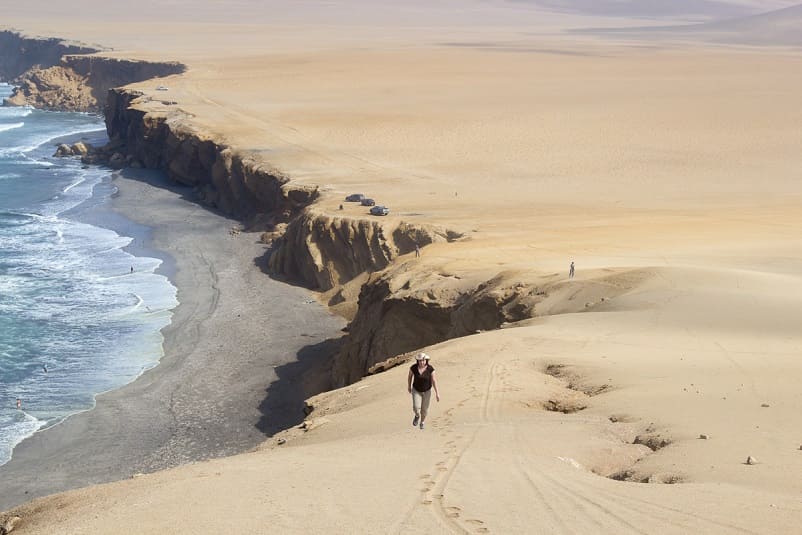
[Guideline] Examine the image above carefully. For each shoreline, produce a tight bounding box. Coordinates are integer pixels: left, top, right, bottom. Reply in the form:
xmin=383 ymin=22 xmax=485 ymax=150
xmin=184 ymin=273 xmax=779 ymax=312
xmin=0 ymin=166 xmax=345 ymax=512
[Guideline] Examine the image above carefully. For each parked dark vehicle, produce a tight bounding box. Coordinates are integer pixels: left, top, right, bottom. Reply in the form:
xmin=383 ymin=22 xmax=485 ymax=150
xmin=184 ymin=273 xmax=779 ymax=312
xmin=370 ymin=205 xmax=389 ymax=216
xmin=345 ymin=193 xmax=365 ymax=202
xmin=361 ymin=198 xmax=376 ymax=206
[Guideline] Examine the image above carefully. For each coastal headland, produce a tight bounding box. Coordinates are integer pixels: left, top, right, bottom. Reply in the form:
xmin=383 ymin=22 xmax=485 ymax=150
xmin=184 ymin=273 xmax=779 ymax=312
xmin=2 ymin=1 xmax=802 ymax=532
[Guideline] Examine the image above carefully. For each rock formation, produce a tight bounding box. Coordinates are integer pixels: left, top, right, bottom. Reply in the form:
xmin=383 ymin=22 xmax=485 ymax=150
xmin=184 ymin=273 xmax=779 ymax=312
xmin=0 ymin=31 xmax=184 ymax=112
xmin=331 ymin=267 xmax=543 ymax=386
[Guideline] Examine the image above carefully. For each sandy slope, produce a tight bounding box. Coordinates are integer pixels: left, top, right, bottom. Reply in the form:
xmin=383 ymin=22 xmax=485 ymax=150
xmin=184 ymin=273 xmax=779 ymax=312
xmin=3 ymin=1 xmax=802 ymax=533
xmin=9 ymin=266 xmax=802 ymax=533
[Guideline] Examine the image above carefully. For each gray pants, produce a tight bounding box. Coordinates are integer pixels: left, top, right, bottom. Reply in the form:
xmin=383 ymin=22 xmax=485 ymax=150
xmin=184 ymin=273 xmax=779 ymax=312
xmin=412 ymin=389 xmax=432 ymax=420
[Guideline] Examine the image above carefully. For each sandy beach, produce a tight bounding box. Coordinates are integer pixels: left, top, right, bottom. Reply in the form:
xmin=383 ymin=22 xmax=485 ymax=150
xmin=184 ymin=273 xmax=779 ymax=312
xmin=2 ymin=0 xmax=802 ymax=533
xmin=0 ymin=169 xmax=345 ymax=512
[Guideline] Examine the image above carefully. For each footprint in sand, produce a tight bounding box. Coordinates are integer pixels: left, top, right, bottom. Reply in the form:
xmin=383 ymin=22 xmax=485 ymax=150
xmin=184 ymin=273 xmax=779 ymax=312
xmin=422 ymin=499 xmax=433 ymax=505
xmin=476 ymin=528 xmax=490 ymax=533
xmin=420 ymin=474 xmax=431 ymax=479
xmin=466 ymin=519 xmax=484 ymax=525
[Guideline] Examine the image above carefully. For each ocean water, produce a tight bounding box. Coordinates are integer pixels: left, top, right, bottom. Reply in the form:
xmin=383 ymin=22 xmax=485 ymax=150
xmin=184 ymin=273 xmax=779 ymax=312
xmin=0 ymin=83 xmax=177 ymax=465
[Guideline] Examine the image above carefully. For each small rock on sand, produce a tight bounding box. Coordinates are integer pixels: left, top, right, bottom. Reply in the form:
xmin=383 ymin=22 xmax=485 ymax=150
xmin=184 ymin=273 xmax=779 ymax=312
xmin=1 ymin=515 xmax=22 ymax=534
xmin=301 ymin=417 xmax=330 ymax=432
xmin=699 ymin=434 xmax=709 ymax=440
xmin=277 ymin=438 xmax=286 ymax=445
xmin=746 ymin=456 xmax=758 ymax=465
xmin=761 ymin=403 xmax=770 ymax=408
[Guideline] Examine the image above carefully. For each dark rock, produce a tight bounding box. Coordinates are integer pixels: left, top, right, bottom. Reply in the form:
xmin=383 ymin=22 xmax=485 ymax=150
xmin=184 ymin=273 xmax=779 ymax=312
xmin=108 ymin=152 xmax=126 ymax=169
xmin=53 ymin=143 xmax=72 ymax=157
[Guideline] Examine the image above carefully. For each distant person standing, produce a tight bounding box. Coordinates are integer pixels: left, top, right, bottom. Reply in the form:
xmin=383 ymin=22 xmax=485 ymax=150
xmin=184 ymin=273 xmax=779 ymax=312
xmin=569 ymin=261 xmax=575 ymax=279
xmin=16 ymin=398 xmax=21 ymax=410
xmin=130 ymin=266 xmax=134 ymax=274
xmin=407 ymin=352 xmax=440 ymax=430
xmin=415 ymin=243 xmax=421 ymax=258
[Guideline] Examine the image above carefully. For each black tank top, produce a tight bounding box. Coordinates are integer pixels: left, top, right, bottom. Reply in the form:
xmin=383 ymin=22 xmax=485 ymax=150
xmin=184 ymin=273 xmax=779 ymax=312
xmin=411 ymin=363 xmax=435 ymax=392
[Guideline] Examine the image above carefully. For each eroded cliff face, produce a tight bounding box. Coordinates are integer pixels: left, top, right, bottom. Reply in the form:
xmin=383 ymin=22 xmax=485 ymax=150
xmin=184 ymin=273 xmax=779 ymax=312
xmin=331 ymin=267 xmax=543 ymax=386
xmin=104 ymin=88 xmax=318 ymax=223
xmin=7 ymin=56 xmax=184 ymax=112
xmin=5 ymin=64 xmax=94 ymax=111
xmin=0 ymin=31 xmax=97 ymax=80
xmin=0 ymin=31 xmax=184 ymax=112
xmin=104 ymin=87 xmax=544 ymax=388
xmin=268 ymin=214 xmax=455 ymax=290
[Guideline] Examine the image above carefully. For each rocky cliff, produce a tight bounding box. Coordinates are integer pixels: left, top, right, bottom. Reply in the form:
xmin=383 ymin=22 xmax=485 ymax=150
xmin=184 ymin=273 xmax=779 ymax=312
xmin=332 ymin=267 xmax=544 ymax=386
xmin=0 ymin=31 xmax=183 ymax=112
xmin=103 ymin=87 xmax=555 ymax=387
xmin=104 ymin=88 xmax=318 ymax=223
xmin=0 ymin=30 xmax=97 ymax=80
xmin=268 ymin=213 xmax=458 ymax=291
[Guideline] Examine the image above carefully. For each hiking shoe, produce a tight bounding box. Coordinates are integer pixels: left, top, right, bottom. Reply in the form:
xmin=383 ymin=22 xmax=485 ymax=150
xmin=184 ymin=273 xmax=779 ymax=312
xmin=412 ymin=415 xmax=419 ymax=427
xmin=419 ymin=422 xmax=425 ymax=430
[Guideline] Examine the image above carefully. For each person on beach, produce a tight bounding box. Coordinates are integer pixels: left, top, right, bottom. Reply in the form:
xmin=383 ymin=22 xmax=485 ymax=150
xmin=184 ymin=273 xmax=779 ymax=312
xmin=408 ymin=352 xmax=440 ymax=430
xmin=130 ymin=266 xmax=134 ymax=274
xmin=415 ymin=243 xmax=420 ymax=258
xmin=16 ymin=398 xmax=21 ymax=410
xmin=569 ymin=261 xmax=575 ymax=279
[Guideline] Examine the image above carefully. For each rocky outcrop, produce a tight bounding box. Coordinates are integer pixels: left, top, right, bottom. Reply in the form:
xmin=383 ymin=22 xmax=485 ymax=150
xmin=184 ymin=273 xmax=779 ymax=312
xmin=103 ymin=88 xmax=317 ymax=223
xmin=5 ymin=55 xmax=184 ymax=112
xmin=0 ymin=31 xmax=183 ymax=112
xmin=268 ymin=215 xmax=457 ymax=290
xmin=54 ymin=141 xmax=92 ymax=157
xmin=0 ymin=30 xmax=97 ymax=80
xmin=332 ymin=268 xmax=542 ymax=386
xmin=5 ymin=65 xmax=94 ymax=110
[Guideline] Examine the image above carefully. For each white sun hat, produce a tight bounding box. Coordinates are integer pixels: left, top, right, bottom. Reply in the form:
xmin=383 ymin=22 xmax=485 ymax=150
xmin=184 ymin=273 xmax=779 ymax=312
xmin=415 ymin=352 xmax=430 ymax=360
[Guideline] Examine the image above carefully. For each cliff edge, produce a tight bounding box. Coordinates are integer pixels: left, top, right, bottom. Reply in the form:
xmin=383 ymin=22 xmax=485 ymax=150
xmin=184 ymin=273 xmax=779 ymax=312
xmin=0 ymin=30 xmax=184 ymax=111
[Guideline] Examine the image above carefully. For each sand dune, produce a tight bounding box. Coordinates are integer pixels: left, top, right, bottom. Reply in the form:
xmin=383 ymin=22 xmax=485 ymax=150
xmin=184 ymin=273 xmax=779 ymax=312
xmin=576 ymin=2 xmax=802 ymax=46
xmin=8 ymin=266 xmax=802 ymax=533
xmin=2 ymin=0 xmax=802 ymax=532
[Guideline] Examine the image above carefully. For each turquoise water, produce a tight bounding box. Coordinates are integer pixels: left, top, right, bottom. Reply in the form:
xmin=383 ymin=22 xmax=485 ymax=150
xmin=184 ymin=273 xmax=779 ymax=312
xmin=0 ymin=83 xmax=177 ymax=465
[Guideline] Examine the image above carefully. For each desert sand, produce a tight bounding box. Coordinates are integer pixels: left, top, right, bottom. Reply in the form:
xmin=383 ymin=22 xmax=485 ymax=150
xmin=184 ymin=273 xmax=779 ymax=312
xmin=2 ymin=1 xmax=802 ymax=533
